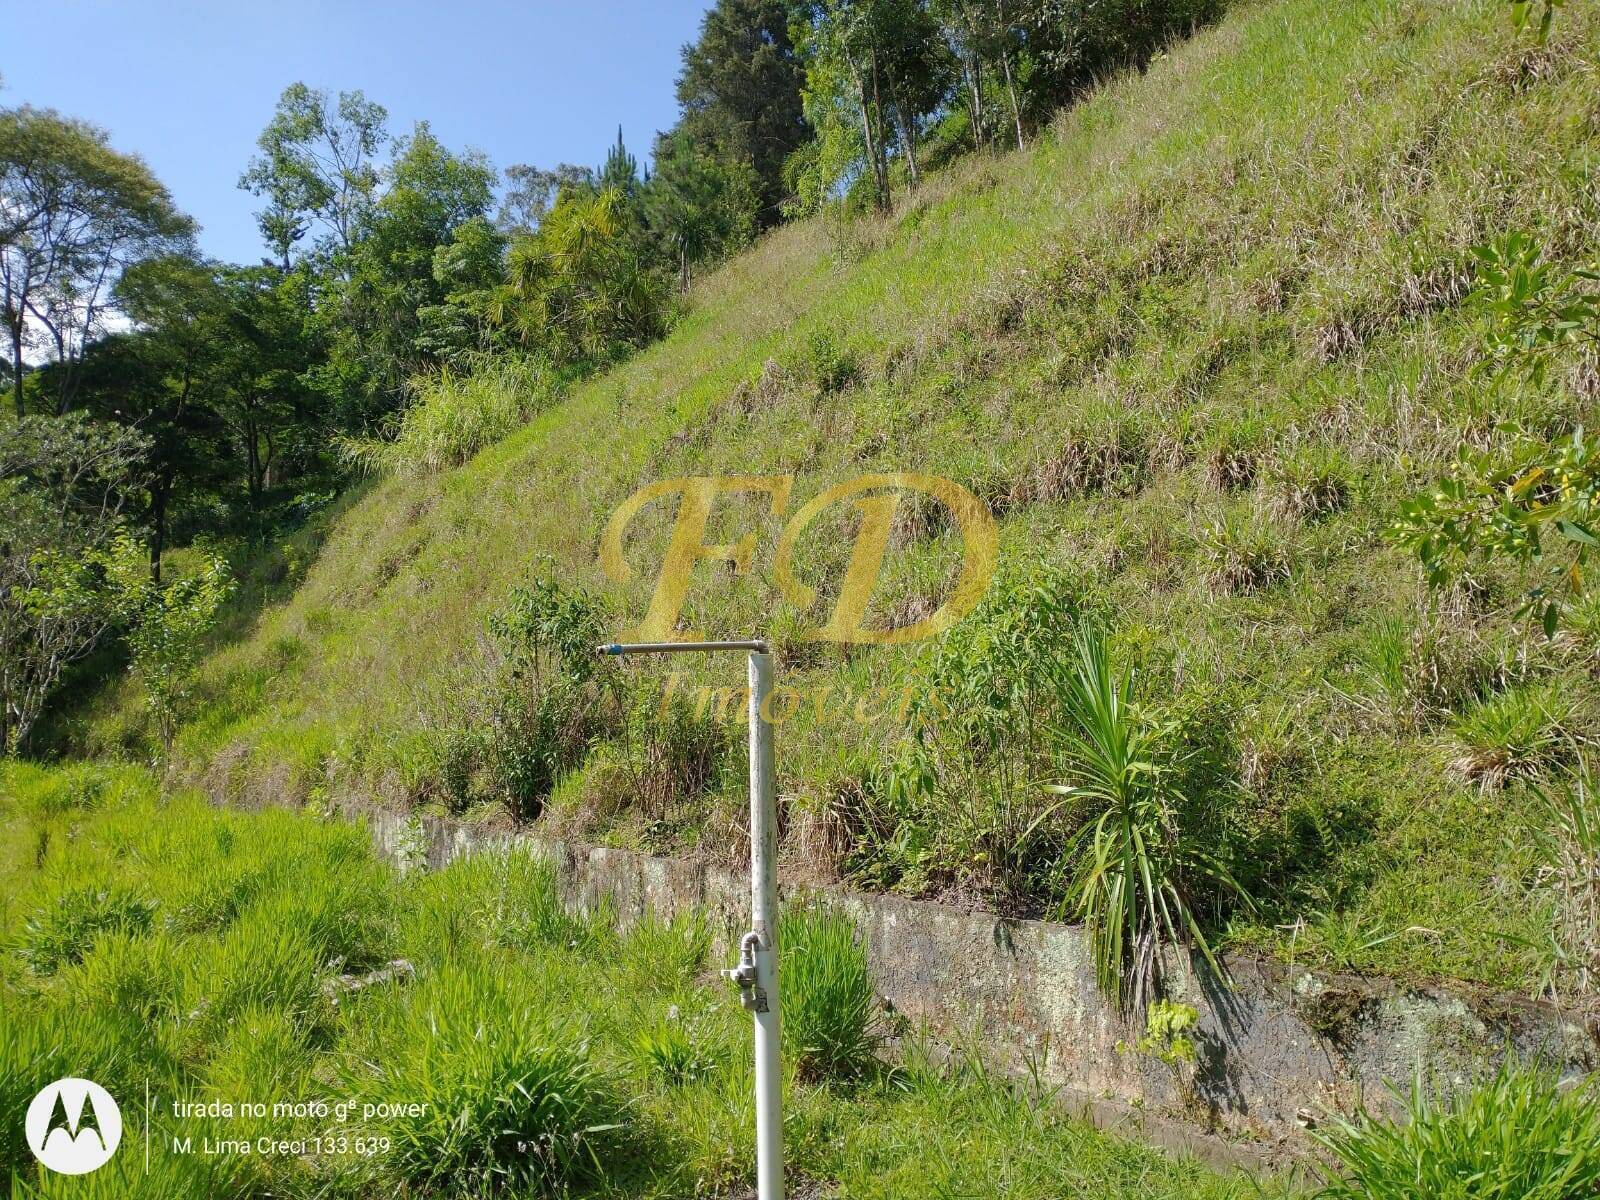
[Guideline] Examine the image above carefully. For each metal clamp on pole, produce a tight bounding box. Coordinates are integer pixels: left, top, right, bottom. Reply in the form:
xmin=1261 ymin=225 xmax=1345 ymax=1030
xmin=595 ymin=637 xmax=784 ymax=1200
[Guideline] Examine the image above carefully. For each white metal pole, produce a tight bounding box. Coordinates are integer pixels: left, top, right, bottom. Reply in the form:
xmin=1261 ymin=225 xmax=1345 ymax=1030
xmin=746 ymin=649 xmax=783 ymax=1200
xmin=597 ymin=639 xmax=783 ymax=1198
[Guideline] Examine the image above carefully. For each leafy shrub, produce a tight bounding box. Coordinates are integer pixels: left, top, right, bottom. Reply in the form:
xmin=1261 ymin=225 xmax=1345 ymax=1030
xmin=1449 ymin=683 xmax=1575 ymax=789
xmin=345 ymin=966 xmax=623 ymax=1194
xmin=795 ymin=326 xmax=859 ymax=393
xmin=339 ymin=356 xmax=557 ymax=477
xmin=783 ymin=905 xmax=876 ymax=1081
xmin=886 ymin=560 xmax=1097 ymax=899
xmin=1119 ymin=998 xmax=1199 ymax=1068
xmin=618 ymin=678 xmax=736 ymax=822
xmin=1049 ymin=624 xmax=1246 ymax=1006
xmin=405 ymin=569 xmax=618 ymax=818
xmin=483 ymin=570 xmax=617 ymax=816
xmin=104 ymin=533 xmax=234 ymax=752
xmin=1314 ymin=1061 xmax=1600 ymax=1200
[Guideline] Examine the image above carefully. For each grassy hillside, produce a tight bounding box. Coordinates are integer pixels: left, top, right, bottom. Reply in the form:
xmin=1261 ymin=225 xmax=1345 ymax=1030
xmin=80 ymin=0 xmax=1600 ymax=990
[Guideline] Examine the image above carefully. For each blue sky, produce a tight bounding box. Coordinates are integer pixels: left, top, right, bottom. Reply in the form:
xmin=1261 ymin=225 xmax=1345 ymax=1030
xmin=0 ymin=1 xmax=712 ymax=264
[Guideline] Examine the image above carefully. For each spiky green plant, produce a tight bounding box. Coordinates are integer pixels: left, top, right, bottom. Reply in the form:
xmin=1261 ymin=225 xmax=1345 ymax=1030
xmin=1526 ymin=765 xmax=1600 ymax=999
xmin=782 ymin=905 xmax=876 ymax=1081
xmin=1314 ymin=1061 xmax=1600 ymax=1200
xmin=1048 ymin=624 xmax=1245 ymax=1007
xmin=342 ymin=965 xmax=623 ymax=1194
xmin=1449 ymin=683 xmax=1574 ymax=790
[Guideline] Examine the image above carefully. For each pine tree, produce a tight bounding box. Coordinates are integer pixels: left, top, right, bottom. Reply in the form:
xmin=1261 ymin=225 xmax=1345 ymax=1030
xmin=599 ymin=126 xmax=638 ymax=197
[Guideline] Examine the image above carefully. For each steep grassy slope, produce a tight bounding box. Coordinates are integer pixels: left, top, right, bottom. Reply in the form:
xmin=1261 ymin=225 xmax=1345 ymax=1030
xmin=89 ymin=0 xmax=1600 ymax=989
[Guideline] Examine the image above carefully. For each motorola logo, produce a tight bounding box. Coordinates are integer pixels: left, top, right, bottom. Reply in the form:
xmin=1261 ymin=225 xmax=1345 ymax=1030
xmin=25 ymin=1078 xmax=122 ymax=1175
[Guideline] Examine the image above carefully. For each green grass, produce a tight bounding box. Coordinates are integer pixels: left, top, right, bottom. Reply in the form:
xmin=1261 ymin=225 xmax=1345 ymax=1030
xmin=1313 ymin=1061 xmax=1600 ymax=1200
xmin=0 ymin=760 xmax=1280 ymax=1199
xmin=63 ymin=0 xmax=1600 ymax=989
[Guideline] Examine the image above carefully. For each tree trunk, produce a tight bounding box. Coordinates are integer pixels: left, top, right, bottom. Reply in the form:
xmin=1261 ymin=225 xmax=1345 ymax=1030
xmin=868 ymin=51 xmax=891 ymax=210
xmin=886 ymin=74 xmax=920 ymax=189
xmin=999 ymin=48 xmax=1025 ymax=151
xmin=7 ymin=322 xmax=22 ymax=419
xmin=245 ymin=414 xmax=263 ymax=513
xmin=851 ymin=63 xmax=888 ymax=212
xmin=149 ymin=468 xmax=171 ymax=585
xmin=965 ymin=59 xmax=987 ymax=151
xmin=996 ymin=0 xmax=1025 ymax=151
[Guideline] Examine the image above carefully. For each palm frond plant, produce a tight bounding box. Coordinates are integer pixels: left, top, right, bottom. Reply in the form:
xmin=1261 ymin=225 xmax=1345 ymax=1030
xmin=1047 ymin=624 xmax=1246 ymax=1009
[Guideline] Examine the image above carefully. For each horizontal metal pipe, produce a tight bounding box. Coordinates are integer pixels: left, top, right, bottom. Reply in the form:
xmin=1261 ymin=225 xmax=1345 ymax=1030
xmin=595 ymin=639 xmax=770 ymax=656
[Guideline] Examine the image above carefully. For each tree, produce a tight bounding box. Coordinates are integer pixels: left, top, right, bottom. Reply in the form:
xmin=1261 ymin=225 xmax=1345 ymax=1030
xmin=793 ymin=0 xmax=951 ymax=212
xmin=239 ymin=83 xmax=388 ymax=268
xmin=104 ymin=530 xmax=232 ymax=752
xmin=644 ymin=129 xmax=759 ymax=291
xmin=676 ymin=0 xmax=811 ymax=225
xmin=0 ymin=413 xmax=149 ymax=754
xmin=100 ymin=255 xmax=238 ymax=576
xmin=496 ymin=163 xmax=593 ymax=235
xmin=599 ymin=127 xmax=640 ymax=198
xmin=500 ymin=188 xmax=667 ymax=364
xmin=331 ymin=122 xmax=497 ymax=413
xmin=415 ymin=215 xmax=509 ymax=366
xmin=0 ymin=105 xmax=193 ymax=418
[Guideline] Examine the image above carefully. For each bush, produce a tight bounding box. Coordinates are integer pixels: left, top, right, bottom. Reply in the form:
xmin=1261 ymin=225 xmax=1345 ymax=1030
xmin=338 ymin=356 xmax=557 ymax=477
xmin=1199 ymin=512 xmax=1292 ymax=594
xmin=104 ymin=533 xmax=234 ymax=752
xmin=17 ymin=885 xmax=156 ymax=974
xmin=1314 ymin=1061 xmax=1600 ymax=1200
xmin=632 ymin=1012 xmax=719 ymax=1087
xmin=1268 ymin=446 xmax=1351 ymax=522
xmin=618 ymin=678 xmax=736 ymax=822
xmin=890 ymin=559 xmax=1097 ymax=899
xmin=782 ymin=905 xmax=876 ymax=1081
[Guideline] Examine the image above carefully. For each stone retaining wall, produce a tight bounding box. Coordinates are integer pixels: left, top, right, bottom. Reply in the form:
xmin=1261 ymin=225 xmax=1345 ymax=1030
xmin=363 ymin=806 xmax=1600 ymax=1165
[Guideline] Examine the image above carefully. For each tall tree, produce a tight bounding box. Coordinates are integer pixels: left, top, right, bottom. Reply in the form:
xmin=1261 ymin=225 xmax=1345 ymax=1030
xmin=496 ymin=163 xmax=593 ymax=235
xmin=599 ymin=127 xmax=640 ymax=197
xmin=0 ymin=105 xmax=192 ymax=418
xmin=239 ymin=83 xmax=388 ymax=268
xmin=331 ymin=122 xmax=496 ymax=414
xmin=645 ymin=129 xmax=759 ymax=291
xmin=100 ymin=255 xmax=234 ymax=577
xmin=676 ymin=0 xmax=811 ymax=225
